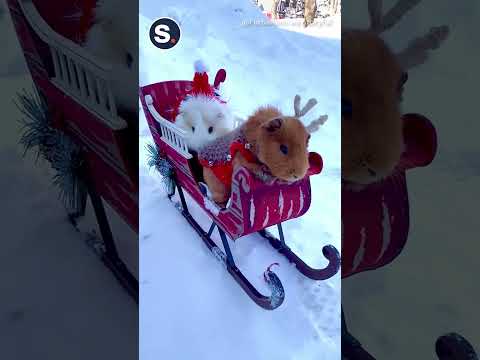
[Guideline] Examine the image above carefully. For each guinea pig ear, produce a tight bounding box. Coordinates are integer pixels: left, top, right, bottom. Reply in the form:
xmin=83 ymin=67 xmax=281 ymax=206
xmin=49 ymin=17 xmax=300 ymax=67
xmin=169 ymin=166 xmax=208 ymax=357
xmin=263 ymin=117 xmax=283 ymax=133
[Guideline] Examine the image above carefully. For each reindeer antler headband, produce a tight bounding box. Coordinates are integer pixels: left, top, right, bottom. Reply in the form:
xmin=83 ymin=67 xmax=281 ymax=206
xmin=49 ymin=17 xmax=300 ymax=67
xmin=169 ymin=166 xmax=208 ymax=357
xmin=367 ymin=0 xmax=450 ymax=70
xmin=293 ymin=95 xmax=328 ymax=133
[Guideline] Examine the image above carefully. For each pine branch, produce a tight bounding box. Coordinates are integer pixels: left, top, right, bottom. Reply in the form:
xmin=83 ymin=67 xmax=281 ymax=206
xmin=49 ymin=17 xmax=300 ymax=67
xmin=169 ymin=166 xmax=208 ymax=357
xmin=16 ymin=88 xmax=87 ymax=215
xmin=146 ymin=143 xmax=175 ymax=196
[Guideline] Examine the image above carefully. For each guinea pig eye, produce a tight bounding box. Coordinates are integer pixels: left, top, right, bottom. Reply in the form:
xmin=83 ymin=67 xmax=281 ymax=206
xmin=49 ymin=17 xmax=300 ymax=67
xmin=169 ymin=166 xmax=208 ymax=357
xmin=191 ymin=126 xmax=195 ymax=133
xmin=279 ymin=144 xmax=288 ymax=155
xmin=126 ymin=52 xmax=133 ymax=69
xmin=208 ymin=126 xmax=214 ymax=134
xmin=341 ymin=98 xmax=352 ymax=116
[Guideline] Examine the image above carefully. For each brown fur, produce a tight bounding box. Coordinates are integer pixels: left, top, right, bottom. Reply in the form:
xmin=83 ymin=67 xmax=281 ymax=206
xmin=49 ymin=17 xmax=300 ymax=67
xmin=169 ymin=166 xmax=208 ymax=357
xmin=203 ymin=106 xmax=311 ymax=205
xmin=242 ymin=106 xmax=310 ymax=182
xmin=342 ymin=30 xmax=405 ymax=185
xmin=203 ymin=167 xmax=229 ymax=205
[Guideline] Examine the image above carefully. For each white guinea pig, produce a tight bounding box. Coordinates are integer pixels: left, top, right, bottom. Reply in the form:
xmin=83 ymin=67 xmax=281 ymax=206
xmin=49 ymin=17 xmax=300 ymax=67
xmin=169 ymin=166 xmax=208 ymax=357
xmin=83 ymin=0 xmax=138 ymax=119
xmin=175 ymin=95 xmax=235 ymax=152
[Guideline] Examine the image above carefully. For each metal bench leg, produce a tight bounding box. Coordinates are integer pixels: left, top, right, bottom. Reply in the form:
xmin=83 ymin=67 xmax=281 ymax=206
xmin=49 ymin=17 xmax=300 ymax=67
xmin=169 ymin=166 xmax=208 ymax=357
xmin=175 ymin=178 xmax=190 ymax=216
xmin=83 ymin=169 xmax=138 ymax=303
xmin=218 ymin=228 xmax=235 ymax=268
xmin=277 ymin=223 xmax=287 ymax=247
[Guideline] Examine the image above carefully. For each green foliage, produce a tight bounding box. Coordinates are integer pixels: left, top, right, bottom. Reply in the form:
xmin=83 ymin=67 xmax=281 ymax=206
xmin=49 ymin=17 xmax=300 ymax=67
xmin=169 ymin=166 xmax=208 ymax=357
xmin=16 ymin=88 xmax=87 ymax=215
xmin=146 ymin=143 xmax=175 ymax=197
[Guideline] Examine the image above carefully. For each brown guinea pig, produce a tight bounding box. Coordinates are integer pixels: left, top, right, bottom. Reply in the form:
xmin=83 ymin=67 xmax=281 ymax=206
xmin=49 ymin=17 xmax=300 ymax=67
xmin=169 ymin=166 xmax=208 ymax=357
xmin=342 ymin=30 xmax=407 ymax=185
xmin=243 ymin=106 xmax=311 ymax=182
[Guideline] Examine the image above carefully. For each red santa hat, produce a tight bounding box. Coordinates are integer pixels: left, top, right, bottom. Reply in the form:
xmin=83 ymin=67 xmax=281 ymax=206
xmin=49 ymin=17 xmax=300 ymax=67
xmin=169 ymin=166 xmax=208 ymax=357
xmin=173 ymin=60 xmax=227 ymax=120
xmin=78 ymin=0 xmax=98 ymax=44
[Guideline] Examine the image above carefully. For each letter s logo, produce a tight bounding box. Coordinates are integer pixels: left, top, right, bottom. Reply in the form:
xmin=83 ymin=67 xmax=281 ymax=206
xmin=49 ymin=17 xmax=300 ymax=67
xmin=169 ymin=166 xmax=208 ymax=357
xmin=149 ymin=18 xmax=181 ymax=50
xmin=154 ymin=24 xmax=171 ymax=44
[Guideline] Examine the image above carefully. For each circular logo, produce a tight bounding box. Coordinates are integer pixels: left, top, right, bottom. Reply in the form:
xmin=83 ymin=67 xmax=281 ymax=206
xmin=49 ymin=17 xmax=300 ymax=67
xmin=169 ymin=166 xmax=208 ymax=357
xmin=149 ymin=18 xmax=181 ymax=50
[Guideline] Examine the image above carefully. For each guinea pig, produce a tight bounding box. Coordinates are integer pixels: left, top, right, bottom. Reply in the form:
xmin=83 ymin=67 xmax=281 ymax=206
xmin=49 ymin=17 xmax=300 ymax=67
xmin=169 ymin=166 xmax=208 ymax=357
xmin=243 ymin=106 xmax=311 ymax=182
xmin=341 ymin=30 xmax=408 ymax=186
xmin=83 ymin=0 xmax=138 ymax=119
xmin=199 ymin=105 xmax=313 ymax=206
xmin=175 ymin=95 xmax=235 ymax=152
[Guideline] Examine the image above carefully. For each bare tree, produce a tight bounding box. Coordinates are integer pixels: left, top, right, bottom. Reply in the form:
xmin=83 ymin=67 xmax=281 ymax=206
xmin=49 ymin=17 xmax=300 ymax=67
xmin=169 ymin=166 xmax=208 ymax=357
xmin=272 ymin=0 xmax=280 ymax=19
xmin=330 ymin=0 xmax=340 ymax=15
xmin=304 ymin=0 xmax=317 ymax=27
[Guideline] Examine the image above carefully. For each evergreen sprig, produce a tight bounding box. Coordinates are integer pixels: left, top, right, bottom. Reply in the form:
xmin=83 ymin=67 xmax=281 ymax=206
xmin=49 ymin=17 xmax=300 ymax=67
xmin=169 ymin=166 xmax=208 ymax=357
xmin=16 ymin=88 xmax=87 ymax=216
xmin=146 ymin=143 xmax=175 ymax=197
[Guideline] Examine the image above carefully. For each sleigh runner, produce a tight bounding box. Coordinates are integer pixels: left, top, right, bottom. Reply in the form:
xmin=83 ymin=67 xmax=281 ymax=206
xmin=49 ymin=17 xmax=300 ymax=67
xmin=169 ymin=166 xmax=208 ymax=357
xmin=140 ymin=76 xmax=340 ymax=310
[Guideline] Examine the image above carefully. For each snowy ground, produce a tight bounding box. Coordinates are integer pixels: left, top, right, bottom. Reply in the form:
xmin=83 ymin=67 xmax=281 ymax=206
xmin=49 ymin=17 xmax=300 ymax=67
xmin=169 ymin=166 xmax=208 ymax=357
xmin=139 ymin=1 xmax=340 ymax=360
xmin=274 ymin=15 xmax=341 ymax=39
xmin=0 ymin=2 xmax=137 ymax=358
xmin=342 ymin=1 xmax=480 ymax=358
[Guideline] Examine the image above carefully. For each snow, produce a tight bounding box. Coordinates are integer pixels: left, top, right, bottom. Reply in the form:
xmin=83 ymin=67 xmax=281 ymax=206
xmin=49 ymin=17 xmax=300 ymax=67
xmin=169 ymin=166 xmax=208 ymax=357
xmin=139 ymin=1 xmax=341 ymax=359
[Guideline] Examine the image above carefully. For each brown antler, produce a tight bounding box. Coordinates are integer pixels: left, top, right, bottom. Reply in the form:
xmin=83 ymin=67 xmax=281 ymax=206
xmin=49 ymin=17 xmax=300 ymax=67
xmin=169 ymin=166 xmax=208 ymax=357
xmin=367 ymin=0 xmax=450 ymax=70
xmin=396 ymin=25 xmax=450 ymax=69
xmin=294 ymin=95 xmax=328 ymax=133
xmin=368 ymin=0 xmax=422 ymax=34
xmin=368 ymin=0 xmax=384 ymax=33
xmin=306 ymin=115 xmax=328 ymax=133
xmin=294 ymin=94 xmax=318 ymax=117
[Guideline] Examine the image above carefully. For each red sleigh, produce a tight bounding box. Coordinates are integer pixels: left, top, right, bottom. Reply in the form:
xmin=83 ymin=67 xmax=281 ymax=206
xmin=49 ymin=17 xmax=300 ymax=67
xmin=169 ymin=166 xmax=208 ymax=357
xmin=339 ymin=112 xmax=480 ymax=359
xmin=342 ymin=113 xmax=437 ymax=278
xmin=7 ymin=0 xmax=138 ymax=299
xmin=139 ymin=76 xmax=341 ymax=310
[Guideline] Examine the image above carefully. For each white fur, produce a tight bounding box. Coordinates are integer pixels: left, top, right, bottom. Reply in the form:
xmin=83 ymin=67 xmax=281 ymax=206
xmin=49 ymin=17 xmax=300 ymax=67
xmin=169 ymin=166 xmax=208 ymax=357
xmin=83 ymin=1 xmax=138 ymax=117
xmin=175 ymin=95 xmax=234 ymax=151
xmin=194 ymin=60 xmax=208 ymax=74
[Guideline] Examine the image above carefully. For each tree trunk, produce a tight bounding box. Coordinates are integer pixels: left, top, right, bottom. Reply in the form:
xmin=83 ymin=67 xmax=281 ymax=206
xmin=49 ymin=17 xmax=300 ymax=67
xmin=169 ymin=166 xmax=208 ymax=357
xmin=272 ymin=0 xmax=279 ymax=19
xmin=331 ymin=0 xmax=340 ymax=15
xmin=304 ymin=0 xmax=317 ymax=27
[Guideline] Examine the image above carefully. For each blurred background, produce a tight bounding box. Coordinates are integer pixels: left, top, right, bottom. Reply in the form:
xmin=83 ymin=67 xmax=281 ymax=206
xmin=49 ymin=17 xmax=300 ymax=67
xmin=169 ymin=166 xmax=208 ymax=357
xmin=342 ymin=0 xmax=480 ymax=359
xmin=0 ymin=1 xmax=137 ymax=358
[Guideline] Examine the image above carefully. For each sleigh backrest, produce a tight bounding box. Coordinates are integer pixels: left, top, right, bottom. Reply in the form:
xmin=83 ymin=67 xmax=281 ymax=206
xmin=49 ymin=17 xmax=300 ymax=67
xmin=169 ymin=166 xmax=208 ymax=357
xmin=141 ymin=81 xmax=193 ymax=122
xmin=8 ymin=0 xmax=138 ymax=232
xmin=140 ymin=84 xmax=192 ymax=159
xmin=29 ymin=0 xmax=95 ymax=44
xmin=10 ymin=0 xmax=127 ymax=130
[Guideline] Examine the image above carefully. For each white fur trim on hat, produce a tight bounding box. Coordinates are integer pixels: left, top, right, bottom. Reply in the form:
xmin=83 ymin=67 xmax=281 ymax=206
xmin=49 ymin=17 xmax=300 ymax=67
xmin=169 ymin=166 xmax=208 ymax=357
xmin=194 ymin=59 xmax=208 ymax=74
